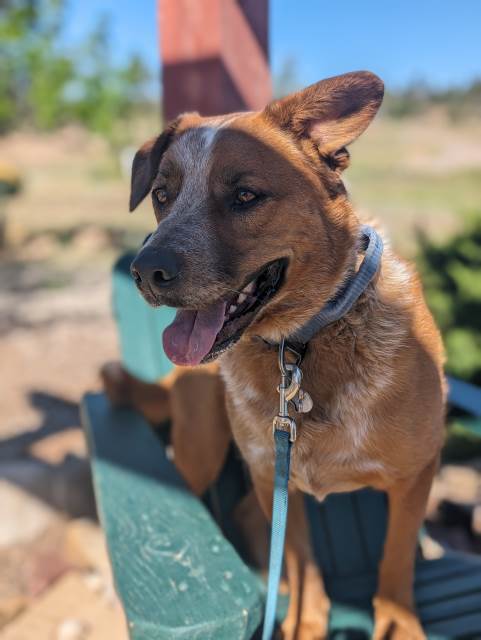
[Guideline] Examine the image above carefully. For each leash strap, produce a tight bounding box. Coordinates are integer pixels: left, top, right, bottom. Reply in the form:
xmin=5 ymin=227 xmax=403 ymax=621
xmin=261 ymin=225 xmax=383 ymax=638
xmin=262 ymin=429 xmax=292 ymax=640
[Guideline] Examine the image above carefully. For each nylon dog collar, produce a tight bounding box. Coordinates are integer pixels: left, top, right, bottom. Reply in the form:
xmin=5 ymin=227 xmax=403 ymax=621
xmin=289 ymin=224 xmax=383 ymax=345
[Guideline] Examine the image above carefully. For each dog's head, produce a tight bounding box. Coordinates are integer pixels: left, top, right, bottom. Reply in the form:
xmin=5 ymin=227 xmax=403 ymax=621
xmin=129 ymin=71 xmax=384 ymax=366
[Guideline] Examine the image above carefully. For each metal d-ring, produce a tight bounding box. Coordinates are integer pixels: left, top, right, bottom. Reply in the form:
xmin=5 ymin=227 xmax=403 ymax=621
xmin=277 ymin=338 xmax=302 ymax=402
xmin=278 ymin=337 xmax=288 ymax=376
xmin=284 ymin=364 xmax=302 ymax=402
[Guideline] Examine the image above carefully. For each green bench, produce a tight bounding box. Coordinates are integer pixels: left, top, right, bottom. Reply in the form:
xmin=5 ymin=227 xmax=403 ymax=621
xmin=81 ymin=253 xmax=481 ymax=639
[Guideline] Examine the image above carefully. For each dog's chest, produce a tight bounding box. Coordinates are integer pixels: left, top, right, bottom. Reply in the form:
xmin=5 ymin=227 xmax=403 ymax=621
xmin=220 ymin=357 xmax=380 ymax=498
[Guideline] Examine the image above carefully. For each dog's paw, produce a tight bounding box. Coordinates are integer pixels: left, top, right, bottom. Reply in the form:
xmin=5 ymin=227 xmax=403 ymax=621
xmin=100 ymin=361 xmax=134 ymax=407
xmin=283 ymin=620 xmax=328 ymax=640
xmin=281 ymin=621 xmax=327 ymax=640
xmin=281 ymin=603 xmax=329 ymax=640
xmin=373 ymin=597 xmax=425 ymax=640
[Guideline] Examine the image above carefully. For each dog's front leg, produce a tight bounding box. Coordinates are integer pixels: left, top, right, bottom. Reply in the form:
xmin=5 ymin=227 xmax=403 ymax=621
xmin=253 ymin=477 xmax=330 ymax=639
xmin=101 ymin=362 xmax=231 ymax=495
xmin=101 ymin=361 xmax=172 ymax=423
xmin=374 ymin=458 xmax=438 ymax=640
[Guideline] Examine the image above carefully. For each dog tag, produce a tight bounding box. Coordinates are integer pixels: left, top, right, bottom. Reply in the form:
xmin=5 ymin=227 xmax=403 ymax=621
xmin=292 ymin=388 xmax=313 ymax=414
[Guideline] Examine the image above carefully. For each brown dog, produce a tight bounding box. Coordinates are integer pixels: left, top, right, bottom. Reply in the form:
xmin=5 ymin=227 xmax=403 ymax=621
xmin=103 ymin=71 xmax=445 ymax=639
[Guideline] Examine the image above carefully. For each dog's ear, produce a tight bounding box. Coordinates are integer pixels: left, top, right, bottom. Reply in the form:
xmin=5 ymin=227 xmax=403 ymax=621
xmin=129 ymin=118 xmax=180 ymax=212
xmin=264 ymin=71 xmax=384 ymax=160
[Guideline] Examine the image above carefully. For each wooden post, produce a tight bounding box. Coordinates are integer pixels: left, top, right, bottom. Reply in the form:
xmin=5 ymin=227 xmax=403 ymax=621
xmin=158 ymin=0 xmax=271 ymax=120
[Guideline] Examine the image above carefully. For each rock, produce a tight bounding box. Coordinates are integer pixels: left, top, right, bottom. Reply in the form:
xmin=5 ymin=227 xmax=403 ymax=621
xmin=0 ymin=480 xmax=60 ymax=548
xmin=82 ymin=571 xmax=104 ymax=594
xmin=1 ymin=572 xmax=128 ymax=640
xmin=56 ymin=618 xmax=90 ymax=640
xmin=419 ymin=533 xmax=444 ymax=560
xmin=0 ymin=518 xmax=115 ymax=629
xmin=0 ymin=522 xmax=70 ymax=628
xmin=23 ymin=539 xmax=72 ymax=597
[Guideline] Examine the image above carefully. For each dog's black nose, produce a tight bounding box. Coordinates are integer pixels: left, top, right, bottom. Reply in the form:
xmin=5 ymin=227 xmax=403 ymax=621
xmin=130 ymin=246 xmax=182 ymax=291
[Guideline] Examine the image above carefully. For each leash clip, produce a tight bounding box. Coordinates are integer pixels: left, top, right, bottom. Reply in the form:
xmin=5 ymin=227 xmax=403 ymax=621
xmin=272 ymin=415 xmax=297 ymax=443
xmin=273 ymin=338 xmax=307 ymax=442
xmin=273 ymin=339 xmax=312 ymax=443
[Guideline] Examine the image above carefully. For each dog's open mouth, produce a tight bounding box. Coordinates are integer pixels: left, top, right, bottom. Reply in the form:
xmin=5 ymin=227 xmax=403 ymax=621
xmin=162 ymin=258 xmax=287 ymax=366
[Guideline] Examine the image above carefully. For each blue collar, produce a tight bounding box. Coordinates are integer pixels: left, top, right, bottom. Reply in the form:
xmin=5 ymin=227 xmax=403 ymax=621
xmin=288 ymin=224 xmax=383 ymax=348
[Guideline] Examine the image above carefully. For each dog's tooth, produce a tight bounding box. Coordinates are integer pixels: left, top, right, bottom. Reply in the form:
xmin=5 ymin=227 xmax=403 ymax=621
xmin=237 ymin=293 xmax=247 ymax=304
xmin=244 ymin=281 xmax=255 ymax=294
xmin=229 ymin=304 xmax=237 ymax=314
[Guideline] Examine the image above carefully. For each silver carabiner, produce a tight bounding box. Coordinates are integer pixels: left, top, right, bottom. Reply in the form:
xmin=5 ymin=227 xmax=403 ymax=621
xmin=273 ymin=338 xmax=298 ymax=442
xmin=284 ymin=364 xmax=302 ymax=402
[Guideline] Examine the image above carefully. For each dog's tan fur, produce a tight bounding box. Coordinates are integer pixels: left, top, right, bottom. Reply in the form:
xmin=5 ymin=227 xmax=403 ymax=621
xmin=103 ymin=72 xmax=445 ymax=639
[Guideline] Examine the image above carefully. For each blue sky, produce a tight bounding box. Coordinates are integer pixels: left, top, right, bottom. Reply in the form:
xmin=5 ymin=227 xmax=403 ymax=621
xmin=62 ymin=0 xmax=481 ymax=90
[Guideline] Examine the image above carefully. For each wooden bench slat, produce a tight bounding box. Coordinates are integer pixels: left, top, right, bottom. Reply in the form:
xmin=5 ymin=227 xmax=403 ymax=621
xmin=417 ymin=571 xmax=481 ymax=607
xmin=82 ymin=392 xmax=263 ymax=639
xmin=415 ymin=552 xmax=481 ymax=583
xmin=425 ymin=611 xmax=481 ymax=639
xmin=319 ymin=492 xmax=371 ymax=578
xmin=113 ymin=254 xmax=176 ymax=382
xmin=307 ymin=489 xmax=388 ymax=585
xmin=82 ymin=391 xmax=481 ymax=638
xmin=420 ymin=591 xmax=481 ymax=625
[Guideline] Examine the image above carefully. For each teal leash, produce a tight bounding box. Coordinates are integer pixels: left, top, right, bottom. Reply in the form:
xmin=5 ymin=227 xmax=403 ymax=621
xmin=261 ymin=428 xmax=292 ymax=640
xmin=262 ymin=338 xmax=302 ymax=640
xmin=261 ymin=225 xmax=383 ymax=639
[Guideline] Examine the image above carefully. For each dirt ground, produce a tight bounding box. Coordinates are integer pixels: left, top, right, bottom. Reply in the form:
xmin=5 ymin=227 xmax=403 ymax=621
xmin=1 ymin=120 xmax=481 ymax=638
xmin=0 ymin=129 xmax=132 ymax=637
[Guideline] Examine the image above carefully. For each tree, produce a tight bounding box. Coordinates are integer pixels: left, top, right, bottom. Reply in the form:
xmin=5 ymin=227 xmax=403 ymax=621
xmin=0 ymin=0 xmax=151 ymax=140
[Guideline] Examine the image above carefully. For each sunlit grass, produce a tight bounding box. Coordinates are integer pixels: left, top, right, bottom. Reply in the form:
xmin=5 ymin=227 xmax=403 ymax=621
xmin=347 ymin=113 xmax=481 ymax=254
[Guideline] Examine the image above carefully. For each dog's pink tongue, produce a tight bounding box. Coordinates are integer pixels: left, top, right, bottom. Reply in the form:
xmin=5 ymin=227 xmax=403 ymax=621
xmin=163 ymin=301 xmax=227 ymax=366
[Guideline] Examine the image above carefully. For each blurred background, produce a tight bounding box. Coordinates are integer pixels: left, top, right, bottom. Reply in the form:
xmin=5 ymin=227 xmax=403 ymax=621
xmin=1 ymin=1 xmax=481 ymax=637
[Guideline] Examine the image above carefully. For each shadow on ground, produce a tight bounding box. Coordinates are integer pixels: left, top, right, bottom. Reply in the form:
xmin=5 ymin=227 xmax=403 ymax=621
xmin=0 ymin=390 xmax=96 ymax=520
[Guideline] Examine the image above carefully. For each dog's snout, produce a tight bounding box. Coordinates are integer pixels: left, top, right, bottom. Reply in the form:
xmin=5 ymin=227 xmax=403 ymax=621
xmin=130 ymin=246 xmax=182 ymax=291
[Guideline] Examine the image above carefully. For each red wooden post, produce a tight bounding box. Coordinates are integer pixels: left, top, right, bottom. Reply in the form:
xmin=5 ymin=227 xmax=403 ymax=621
xmin=158 ymin=0 xmax=271 ymax=120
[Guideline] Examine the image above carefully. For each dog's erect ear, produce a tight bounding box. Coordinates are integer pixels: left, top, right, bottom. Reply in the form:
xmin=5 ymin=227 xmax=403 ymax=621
xmin=264 ymin=71 xmax=384 ymax=157
xmin=129 ymin=118 xmax=180 ymax=212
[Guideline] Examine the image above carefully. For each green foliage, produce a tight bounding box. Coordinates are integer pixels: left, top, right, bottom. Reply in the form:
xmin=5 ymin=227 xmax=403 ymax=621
xmin=417 ymin=219 xmax=481 ymax=385
xmin=383 ymin=82 xmax=431 ymax=118
xmin=442 ymin=420 xmax=481 ymax=462
xmin=385 ymin=79 xmax=481 ymax=121
xmin=0 ymin=0 xmax=151 ymax=141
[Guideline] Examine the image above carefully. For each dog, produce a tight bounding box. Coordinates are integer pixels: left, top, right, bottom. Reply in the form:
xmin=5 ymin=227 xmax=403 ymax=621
xmin=102 ymin=71 xmax=446 ymax=639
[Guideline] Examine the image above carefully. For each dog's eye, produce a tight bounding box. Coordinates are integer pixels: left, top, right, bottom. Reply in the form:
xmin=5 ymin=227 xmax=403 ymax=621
xmin=154 ymin=188 xmax=168 ymax=205
xmin=234 ymin=189 xmax=257 ymax=206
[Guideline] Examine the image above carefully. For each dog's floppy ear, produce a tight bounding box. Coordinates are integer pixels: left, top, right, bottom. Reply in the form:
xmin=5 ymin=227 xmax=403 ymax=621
xmin=264 ymin=71 xmax=384 ymax=159
xmin=129 ymin=118 xmax=180 ymax=212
